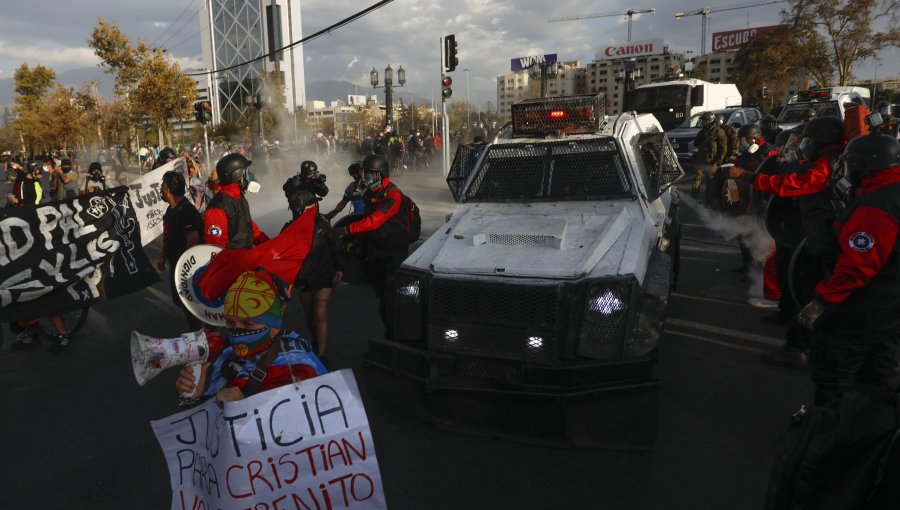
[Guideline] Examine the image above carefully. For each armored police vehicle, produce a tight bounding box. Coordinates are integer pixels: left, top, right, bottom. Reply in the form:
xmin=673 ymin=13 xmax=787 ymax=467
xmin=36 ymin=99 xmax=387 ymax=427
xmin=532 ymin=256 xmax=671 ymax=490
xmin=776 ymin=87 xmax=871 ymax=132
xmin=363 ymin=94 xmax=684 ymax=449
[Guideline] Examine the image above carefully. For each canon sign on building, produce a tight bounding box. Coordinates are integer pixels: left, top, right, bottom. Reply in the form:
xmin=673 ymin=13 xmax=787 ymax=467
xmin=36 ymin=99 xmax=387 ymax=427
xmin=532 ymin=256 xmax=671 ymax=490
xmin=711 ymin=25 xmax=788 ymax=52
xmin=595 ymin=38 xmax=665 ymax=61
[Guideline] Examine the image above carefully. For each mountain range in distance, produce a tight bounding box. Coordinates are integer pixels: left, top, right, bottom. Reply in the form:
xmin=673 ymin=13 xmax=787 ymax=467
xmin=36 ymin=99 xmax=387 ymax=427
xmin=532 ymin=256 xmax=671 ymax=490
xmin=0 ymin=68 xmax=433 ymax=111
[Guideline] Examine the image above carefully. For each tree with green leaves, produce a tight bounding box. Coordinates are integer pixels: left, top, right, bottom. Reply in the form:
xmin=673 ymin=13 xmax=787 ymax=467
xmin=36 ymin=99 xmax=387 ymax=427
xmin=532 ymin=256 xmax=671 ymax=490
xmin=13 ymin=64 xmax=57 ymax=113
xmin=88 ymin=18 xmax=197 ymax=147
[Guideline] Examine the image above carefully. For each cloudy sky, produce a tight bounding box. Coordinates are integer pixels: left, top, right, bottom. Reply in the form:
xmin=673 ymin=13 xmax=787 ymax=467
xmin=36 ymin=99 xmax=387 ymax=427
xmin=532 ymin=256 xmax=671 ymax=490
xmin=0 ymin=0 xmax=896 ymax=108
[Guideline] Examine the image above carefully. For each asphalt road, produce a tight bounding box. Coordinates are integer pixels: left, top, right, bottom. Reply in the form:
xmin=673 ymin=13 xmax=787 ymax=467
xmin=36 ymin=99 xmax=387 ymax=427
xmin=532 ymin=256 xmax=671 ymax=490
xmin=0 ymin=166 xmax=824 ymax=509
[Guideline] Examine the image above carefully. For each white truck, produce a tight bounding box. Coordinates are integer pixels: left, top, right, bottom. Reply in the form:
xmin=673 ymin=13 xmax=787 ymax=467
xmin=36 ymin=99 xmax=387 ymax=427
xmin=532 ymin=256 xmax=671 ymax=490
xmin=363 ymin=94 xmax=684 ymax=449
xmin=776 ymin=86 xmax=871 ymax=132
xmin=631 ymin=78 xmax=743 ymax=131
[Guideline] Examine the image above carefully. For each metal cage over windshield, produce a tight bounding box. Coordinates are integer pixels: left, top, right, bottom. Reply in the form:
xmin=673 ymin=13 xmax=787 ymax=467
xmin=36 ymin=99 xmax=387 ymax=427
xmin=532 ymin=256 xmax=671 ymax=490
xmin=463 ymin=138 xmax=633 ymax=202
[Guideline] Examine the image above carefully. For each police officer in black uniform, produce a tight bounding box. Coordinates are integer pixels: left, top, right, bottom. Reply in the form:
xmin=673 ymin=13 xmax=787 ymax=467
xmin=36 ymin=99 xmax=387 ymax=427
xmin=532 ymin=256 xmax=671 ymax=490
xmin=798 ymin=133 xmax=900 ymax=405
xmin=731 ymin=116 xmax=847 ymax=368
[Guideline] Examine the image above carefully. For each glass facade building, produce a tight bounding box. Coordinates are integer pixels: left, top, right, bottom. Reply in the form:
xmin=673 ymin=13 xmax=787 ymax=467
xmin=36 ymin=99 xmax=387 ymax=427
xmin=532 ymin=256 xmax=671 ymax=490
xmin=199 ymin=0 xmax=305 ymax=127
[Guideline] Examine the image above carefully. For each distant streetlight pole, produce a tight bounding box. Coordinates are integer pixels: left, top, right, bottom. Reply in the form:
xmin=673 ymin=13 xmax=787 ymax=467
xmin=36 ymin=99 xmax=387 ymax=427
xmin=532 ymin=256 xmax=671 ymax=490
xmin=464 ymin=68 xmax=471 ymax=127
xmin=370 ymin=64 xmax=406 ymax=129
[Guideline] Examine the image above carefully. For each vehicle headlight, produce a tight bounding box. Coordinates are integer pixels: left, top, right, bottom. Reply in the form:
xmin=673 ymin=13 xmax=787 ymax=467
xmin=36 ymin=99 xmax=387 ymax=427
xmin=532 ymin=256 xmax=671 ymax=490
xmin=577 ymin=284 xmax=632 ymax=360
xmin=388 ymin=272 xmax=423 ymax=341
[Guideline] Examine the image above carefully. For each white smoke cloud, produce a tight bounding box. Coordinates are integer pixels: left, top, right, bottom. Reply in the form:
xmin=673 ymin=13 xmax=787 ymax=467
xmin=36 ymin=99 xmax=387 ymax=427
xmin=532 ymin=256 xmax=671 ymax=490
xmin=346 ymin=56 xmax=358 ymax=70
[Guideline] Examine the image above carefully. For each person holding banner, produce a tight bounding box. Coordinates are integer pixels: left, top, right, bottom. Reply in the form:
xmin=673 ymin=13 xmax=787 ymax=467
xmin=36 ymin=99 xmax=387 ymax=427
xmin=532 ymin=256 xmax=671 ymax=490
xmin=175 ymin=270 xmax=327 ymax=405
xmin=157 ymin=170 xmax=205 ymax=331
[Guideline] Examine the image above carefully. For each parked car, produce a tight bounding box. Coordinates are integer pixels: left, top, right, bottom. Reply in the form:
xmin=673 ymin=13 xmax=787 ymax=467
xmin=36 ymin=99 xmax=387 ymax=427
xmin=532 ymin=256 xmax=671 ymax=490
xmin=666 ymin=106 xmax=763 ymax=164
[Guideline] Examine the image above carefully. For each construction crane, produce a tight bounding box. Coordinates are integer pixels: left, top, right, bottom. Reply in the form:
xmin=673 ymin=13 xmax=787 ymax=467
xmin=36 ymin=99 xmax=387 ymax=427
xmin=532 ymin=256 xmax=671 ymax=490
xmin=548 ymin=8 xmax=656 ymax=42
xmin=675 ymin=0 xmax=786 ymax=55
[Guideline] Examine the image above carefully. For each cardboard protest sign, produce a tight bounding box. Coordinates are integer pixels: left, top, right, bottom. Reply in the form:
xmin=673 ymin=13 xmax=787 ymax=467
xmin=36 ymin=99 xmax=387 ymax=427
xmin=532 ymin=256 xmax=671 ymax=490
xmin=152 ymin=369 xmax=387 ymax=510
xmin=129 ymin=157 xmax=188 ymax=246
xmin=0 ymin=186 xmax=159 ymax=323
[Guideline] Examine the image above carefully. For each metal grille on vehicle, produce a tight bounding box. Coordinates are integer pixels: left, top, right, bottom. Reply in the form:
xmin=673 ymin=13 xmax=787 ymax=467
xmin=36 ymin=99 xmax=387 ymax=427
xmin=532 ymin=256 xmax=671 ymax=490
xmin=577 ymin=282 xmax=635 ymax=360
xmin=446 ymin=143 xmax=485 ymax=202
xmin=428 ymin=279 xmax=559 ymax=363
xmin=464 ymin=138 xmax=632 ymax=202
xmin=457 ymin=357 xmax=522 ymax=383
xmin=637 ymin=132 xmax=684 ymax=197
xmin=487 ymin=233 xmax=554 ymax=247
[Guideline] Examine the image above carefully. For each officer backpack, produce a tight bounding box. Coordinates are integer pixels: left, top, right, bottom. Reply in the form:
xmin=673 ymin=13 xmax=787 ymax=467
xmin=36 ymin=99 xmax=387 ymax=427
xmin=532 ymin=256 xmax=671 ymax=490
xmin=401 ymin=194 xmax=421 ymax=243
xmin=764 ymin=391 xmax=900 ymax=510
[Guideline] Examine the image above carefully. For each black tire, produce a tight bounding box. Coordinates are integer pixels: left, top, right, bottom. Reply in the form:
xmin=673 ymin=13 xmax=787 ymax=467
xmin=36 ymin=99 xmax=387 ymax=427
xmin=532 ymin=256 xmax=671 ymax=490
xmin=32 ymin=306 xmax=91 ymax=341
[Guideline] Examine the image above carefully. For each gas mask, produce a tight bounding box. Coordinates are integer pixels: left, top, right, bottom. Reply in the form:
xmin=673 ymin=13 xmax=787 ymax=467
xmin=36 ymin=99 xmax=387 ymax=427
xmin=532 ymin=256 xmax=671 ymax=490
xmin=361 ymin=171 xmax=380 ymax=189
xmin=740 ymin=138 xmax=759 ymax=154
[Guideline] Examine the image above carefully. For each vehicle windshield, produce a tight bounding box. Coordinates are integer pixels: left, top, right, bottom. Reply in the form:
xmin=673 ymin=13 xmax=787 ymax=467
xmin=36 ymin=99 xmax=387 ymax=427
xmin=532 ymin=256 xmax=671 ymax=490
xmin=632 ymin=85 xmax=689 ymax=111
xmin=678 ymin=112 xmax=707 ymax=129
xmin=777 ymin=102 xmax=841 ymax=122
xmin=463 ymin=138 xmax=633 ymax=202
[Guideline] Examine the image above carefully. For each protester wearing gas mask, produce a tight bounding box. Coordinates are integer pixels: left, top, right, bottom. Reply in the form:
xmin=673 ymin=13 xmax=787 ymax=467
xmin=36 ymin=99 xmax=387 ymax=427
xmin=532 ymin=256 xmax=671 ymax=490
xmin=203 ymin=153 xmax=269 ymax=249
xmin=331 ymin=153 xmax=416 ymax=329
xmin=730 ymin=116 xmax=848 ymax=369
xmin=794 ymin=133 xmax=900 ymax=405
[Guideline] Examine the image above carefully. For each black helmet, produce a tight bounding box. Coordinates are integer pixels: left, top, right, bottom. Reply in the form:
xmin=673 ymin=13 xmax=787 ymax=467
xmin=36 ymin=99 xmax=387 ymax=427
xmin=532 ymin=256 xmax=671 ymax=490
xmin=802 ymin=116 xmax=844 ymax=145
xmin=158 ymin=147 xmax=177 ymax=162
xmin=27 ymin=160 xmax=42 ymax=174
xmin=216 ymin=153 xmax=252 ymax=186
xmin=300 ymin=160 xmax=318 ymax=179
xmin=840 ymin=134 xmax=900 ymax=182
xmin=700 ymin=112 xmax=717 ymax=127
xmin=760 ymin=114 xmax=777 ymax=129
xmin=88 ymin=161 xmax=103 ymax=176
xmin=347 ymin=161 xmax=362 ymax=176
xmin=738 ymin=124 xmax=762 ymax=139
xmin=716 ymin=114 xmax=726 ymax=125
xmin=282 ymin=173 xmax=317 ymax=214
xmin=803 ymin=108 xmax=817 ymax=122
xmin=362 ymin=153 xmax=390 ymax=177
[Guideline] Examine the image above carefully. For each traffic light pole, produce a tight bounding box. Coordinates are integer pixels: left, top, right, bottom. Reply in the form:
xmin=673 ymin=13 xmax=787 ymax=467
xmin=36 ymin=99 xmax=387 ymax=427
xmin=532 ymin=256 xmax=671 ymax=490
xmin=203 ymin=123 xmax=211 ymax=177
xmin=440 ymin=36 xmax=450 ymax=177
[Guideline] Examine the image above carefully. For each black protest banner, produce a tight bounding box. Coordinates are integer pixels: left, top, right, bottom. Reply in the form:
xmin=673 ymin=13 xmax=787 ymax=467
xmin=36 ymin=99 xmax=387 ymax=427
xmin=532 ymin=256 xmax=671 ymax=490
xmin=0 ymin=187 xmax=159 ymax=323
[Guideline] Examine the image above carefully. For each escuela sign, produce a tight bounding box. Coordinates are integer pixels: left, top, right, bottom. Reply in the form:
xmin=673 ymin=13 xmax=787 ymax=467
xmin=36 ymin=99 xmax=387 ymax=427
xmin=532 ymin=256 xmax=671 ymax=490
xmin=152 ymin=369 xmax=386 ymax=510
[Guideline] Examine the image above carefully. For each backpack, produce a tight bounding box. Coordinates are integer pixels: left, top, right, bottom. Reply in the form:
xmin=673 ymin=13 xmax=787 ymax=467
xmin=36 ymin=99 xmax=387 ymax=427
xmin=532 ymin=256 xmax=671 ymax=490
xmin=764 ymin=391 xmax=900 ymax=510
xmin=386 ymin=190 xmax=421 ymax=244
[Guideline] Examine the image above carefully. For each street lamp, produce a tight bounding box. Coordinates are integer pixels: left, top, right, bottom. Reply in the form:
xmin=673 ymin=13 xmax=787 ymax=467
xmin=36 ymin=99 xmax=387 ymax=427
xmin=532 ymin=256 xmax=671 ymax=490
xmin=244 ymin=92 xmax=269 ymax=141
xmin=614 ymin=59 xmax=642 ymax=111
xmin=528 ymin=60 xmax=560 ymax=98
xmin=370 ymin=64 xmax=406 ymax=130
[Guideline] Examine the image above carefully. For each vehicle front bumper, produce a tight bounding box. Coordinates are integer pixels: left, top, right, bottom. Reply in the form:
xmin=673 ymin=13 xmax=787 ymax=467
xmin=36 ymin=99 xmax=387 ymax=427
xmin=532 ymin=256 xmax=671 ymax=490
xmin=364 ymin=338 xmax=659 ymax=450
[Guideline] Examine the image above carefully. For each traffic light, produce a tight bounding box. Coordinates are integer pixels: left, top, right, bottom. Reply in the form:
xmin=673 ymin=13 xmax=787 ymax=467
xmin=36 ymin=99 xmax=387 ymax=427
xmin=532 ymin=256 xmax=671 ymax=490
xmin=444 ymin=34 xmax=458 ymax=73
xmin=441 ymin=75 xmax=453 ymax=99
xmin=194 ymin=101 xmax=212 ymax=124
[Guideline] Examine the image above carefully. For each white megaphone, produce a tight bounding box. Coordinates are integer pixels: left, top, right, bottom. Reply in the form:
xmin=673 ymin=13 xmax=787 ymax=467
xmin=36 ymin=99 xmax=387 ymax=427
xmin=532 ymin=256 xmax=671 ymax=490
xmin=131 ymin=329 xmax=209 ymax=406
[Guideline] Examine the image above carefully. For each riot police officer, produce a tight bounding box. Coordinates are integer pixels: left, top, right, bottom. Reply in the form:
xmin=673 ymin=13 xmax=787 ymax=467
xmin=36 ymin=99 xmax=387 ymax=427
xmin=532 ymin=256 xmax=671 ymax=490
xmin=731 ymin=116 xmax=847 ymax=368
xmin=692 ymin=111 xmax=728 ymax=205
xmin=798 ymin=133 xmax=900 ymax=405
